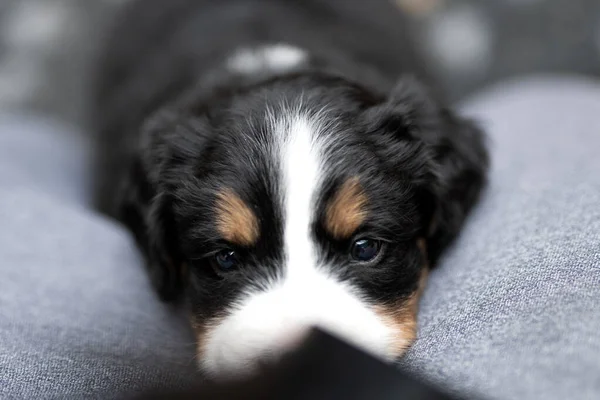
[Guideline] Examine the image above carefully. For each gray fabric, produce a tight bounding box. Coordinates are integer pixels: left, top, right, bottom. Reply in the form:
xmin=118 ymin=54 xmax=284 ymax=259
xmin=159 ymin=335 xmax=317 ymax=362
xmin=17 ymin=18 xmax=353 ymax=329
xmin=402 ymin=75 xmax=600 ymax=400
xmin=0 ymin=114 xmax=199 ymax=399
xmin=1 ymin=76 xmax=599 ymax=399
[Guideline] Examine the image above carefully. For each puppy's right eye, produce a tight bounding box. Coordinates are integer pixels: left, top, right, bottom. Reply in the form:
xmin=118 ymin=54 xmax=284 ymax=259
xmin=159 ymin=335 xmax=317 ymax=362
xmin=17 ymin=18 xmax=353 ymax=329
xmin=213 ymin=249 xmax=239 ymax=271
xmin=350 ymin=238 xmax=382 ymax=262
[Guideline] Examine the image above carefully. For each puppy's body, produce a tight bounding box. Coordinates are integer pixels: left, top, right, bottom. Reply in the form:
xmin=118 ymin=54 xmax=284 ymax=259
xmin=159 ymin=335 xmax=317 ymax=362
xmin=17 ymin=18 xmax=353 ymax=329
xmin=94 ymin=0 xmax=488 ymax=378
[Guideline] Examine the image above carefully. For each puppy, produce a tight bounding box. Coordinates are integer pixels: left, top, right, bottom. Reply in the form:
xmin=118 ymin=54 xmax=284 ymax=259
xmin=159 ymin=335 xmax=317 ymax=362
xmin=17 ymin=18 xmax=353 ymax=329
xmin=93 ymin=0 xmax=488 ymax=379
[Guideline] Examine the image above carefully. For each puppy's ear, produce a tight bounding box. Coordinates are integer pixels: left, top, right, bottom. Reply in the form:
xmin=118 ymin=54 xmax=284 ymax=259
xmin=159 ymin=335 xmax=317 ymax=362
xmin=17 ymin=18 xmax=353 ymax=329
xmin=364 ymin=76 xmax=489 ymax=265
xmin=117 ymin=110 xmax=202 ymax=301
xmin=120 ymin=182 xmax=182 ymax=302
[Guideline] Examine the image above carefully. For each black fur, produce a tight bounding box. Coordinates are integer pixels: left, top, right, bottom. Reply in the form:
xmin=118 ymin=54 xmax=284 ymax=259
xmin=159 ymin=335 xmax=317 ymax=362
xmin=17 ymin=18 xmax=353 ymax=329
xmin=93 ymin=0 xmax=488 ymax=326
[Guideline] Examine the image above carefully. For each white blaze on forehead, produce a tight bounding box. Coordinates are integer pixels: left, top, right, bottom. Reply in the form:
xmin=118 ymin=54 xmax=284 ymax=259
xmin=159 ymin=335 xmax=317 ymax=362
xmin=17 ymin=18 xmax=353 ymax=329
xmin=281 ymin=114 xmax=321 ymax=279
xmin=227 ymin=44 xmax=307 ymax=74
xmin=199 ymin=111 xmax=394 ymax=379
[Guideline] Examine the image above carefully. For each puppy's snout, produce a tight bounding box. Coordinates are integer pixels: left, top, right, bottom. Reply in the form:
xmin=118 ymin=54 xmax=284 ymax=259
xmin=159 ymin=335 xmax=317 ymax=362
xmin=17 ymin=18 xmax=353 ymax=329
xmin=200 ymin=320 xmax=312 ymax=380
xmin=254 ymin=347 xmax=290 ymax=372
xmin=198 ymin=273 xmax=397 ymax=379
xmin=251 ymin=323 xmax=312 ymax=364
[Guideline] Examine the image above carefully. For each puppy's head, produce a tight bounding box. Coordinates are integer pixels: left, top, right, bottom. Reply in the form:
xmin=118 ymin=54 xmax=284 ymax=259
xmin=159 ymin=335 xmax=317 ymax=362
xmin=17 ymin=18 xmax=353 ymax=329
xmin=123 ymin=73 xmax=488 ymax=378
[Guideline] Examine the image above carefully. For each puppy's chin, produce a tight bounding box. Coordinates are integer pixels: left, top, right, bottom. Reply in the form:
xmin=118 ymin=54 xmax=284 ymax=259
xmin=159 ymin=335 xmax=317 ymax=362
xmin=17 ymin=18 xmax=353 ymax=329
xmin=193 ymin=268 xmax=421 ymax=380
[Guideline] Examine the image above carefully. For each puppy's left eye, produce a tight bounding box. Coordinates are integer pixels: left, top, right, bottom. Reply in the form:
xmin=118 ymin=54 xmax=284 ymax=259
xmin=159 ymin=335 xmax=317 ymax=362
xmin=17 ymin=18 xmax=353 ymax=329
xmin=213 ymin=249 xmax=239 ymax=271
xmin=350 ymin=239 xmax=382 ymax=262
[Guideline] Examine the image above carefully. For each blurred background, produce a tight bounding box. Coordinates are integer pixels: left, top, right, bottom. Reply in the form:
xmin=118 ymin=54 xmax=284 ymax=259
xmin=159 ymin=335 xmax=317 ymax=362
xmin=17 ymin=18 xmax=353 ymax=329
xmin=0 ymin=0 xmax=599 ymax=129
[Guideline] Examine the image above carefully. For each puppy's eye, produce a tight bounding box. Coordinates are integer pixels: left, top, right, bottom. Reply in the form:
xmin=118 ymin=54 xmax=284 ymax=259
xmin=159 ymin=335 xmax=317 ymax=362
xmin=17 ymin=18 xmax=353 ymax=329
xmin=213 ymin=249 xmax=239 ymax=271
xmin=350 ymin=239 xmax=381 ymax=262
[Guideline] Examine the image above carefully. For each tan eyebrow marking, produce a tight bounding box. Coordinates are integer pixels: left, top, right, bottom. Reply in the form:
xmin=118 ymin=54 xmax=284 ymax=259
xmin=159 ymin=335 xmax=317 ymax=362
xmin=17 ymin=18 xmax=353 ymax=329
xmin=325 ymin=177 xmax=368 ymax=239
xmin=215 ymin=189 xmax=259 ymax=246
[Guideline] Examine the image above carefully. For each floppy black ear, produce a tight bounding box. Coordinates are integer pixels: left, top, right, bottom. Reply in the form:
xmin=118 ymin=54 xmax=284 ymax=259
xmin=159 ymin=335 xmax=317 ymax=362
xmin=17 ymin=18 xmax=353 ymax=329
xmin=365 ymin=76 xmax=489 ymax=265
xmin=119 ymin=181 xmax=183 ymax=302
xmin=116 ymin=110 xmax=197 ymax=302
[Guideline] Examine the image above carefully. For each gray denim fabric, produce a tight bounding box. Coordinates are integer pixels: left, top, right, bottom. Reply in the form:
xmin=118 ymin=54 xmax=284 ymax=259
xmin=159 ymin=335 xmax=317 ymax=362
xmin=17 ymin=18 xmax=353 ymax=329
xmin=1 ymin=76 xmax=599 ymax=399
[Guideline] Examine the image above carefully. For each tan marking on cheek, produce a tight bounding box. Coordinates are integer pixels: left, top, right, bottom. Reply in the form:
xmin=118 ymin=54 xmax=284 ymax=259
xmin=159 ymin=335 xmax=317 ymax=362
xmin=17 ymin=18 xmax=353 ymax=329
xmin=325 ymin=177 xmax=368 ymax=239
xmin=190 ymin=315 xmax=222 ymax=364
xmin=374 ymin=268 xmax=429 ymax=357
xmin=215 ymin=189 xmax=259 ymax=246
xmin=194 ymin=327 xmax=209 ymax=363
xmin=417 ymin=238 xmax=427 ymax=257
xmin=373 ymin=297 xmax=418 ymax=357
